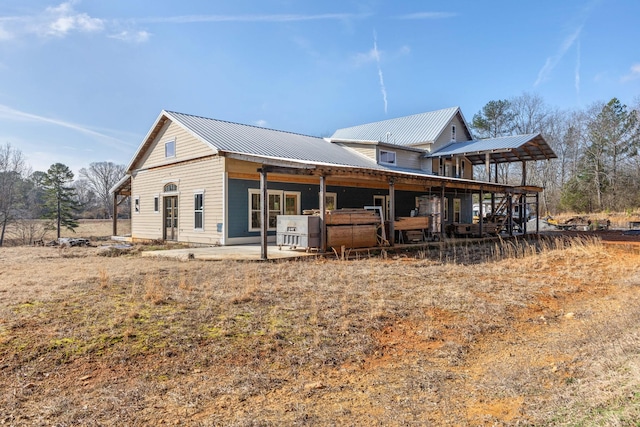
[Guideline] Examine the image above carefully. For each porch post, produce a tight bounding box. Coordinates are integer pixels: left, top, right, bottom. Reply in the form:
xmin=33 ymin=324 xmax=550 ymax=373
xmin=319 ymin=175 xmax=327 ymax=252
xmin=522 ymin=193 xmax=527 ymax=234
xmin=536 ymin=192 xmax=540 ymax=235
xmin=521 ymin=161 xmax=527 ymax=186
xmin=388 ymin=180 xmax=395 ymax=246
xmin=440 ymin=183 xmax=446 ymax=236
xmin=112 ymin=193 xmax=118 ymax=236
xmin=507 ymin=191 xmax=513 ymax=236
xmin=479 ymin=187 xmax=484 ymax=237
xmin=260 ymin=167 xmax=268 ymax=260
xmin=485 ymin=153 xmax=490 ymax=180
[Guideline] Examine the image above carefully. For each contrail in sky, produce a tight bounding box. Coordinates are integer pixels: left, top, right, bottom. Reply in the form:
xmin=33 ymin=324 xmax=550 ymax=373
xmin=575 ymin=38 xmax=581 ymax=102
xmin=0 ymin=103 xmax=135 ymax=150
xmin=372 ymin=31 xmax=388 ymax=114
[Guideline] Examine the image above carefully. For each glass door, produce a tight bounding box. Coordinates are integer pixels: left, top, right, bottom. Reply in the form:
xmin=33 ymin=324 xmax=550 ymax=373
xmin=164 ymin=196 xmax=178 ymax=241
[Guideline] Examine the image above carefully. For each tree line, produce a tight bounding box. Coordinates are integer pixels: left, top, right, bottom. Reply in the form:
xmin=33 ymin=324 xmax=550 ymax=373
xmin=471 ymin=94 xmax=640 ymax=214
xmin=1 ymin=93 xmax=639 ymax=245
xmin=0 ymin=146 xmax=127 ymax=246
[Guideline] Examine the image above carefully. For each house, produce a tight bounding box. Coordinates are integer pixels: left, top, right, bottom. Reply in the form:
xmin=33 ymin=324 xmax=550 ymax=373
xmin=111 ymin=107 xmax=556 ymax=254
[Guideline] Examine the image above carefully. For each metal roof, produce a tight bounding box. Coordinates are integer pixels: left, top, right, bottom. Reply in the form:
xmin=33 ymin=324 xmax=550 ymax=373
xmin=330 ymin=107 xmax=467 ymax=146
xmin=428 ymin=133 xmax=557 ymax=164
xmin=164 ymin=111 xmax=382 ymax=169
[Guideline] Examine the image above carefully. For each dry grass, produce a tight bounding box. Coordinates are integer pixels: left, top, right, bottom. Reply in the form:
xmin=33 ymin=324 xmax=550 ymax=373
xmin=2 ymin=218 xmax=131 ymax=246
xmin=0 ymin=234 xmax=639 ymax=425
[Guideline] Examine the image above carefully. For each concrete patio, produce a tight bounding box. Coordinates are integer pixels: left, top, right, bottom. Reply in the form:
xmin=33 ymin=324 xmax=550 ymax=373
xmin=140 ymin=244 xmax=318 ymax=261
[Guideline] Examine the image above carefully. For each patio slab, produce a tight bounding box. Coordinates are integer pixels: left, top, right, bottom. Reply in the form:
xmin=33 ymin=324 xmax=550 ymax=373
xmin=140 ymin=244 xmax=318 ymax=261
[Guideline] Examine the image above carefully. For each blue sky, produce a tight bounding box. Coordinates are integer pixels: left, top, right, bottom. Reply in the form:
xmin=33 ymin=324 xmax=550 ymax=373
xmin=0 ymin=0 xmax=639 ymax=174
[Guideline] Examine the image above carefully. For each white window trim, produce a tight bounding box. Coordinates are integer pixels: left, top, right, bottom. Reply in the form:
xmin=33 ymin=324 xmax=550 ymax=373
xmin=165 ymin=139 xmax=176 ymax=158
xmin=134 ymin=196 xmax=140 ymax=214
xmin=284 ymin=191 xmax=301 ymax=215
xmin=379 ymin=149 xmax=397 ymax=166
xmin=194 ymin=191 xmax=204 ymax=231
xmin=248 ymin=189 xmax=286 ymax=232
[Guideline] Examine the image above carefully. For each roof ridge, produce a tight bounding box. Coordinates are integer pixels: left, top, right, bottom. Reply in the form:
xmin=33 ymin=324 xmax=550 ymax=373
xmin=163 ymin=110 xmax=323 ymax=140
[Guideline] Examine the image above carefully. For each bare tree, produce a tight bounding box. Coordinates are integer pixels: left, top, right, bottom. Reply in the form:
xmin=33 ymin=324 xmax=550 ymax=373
xmin=0 ymin=143 xmax=29 ymax=246
xmin=79 ymin=162 xmax=126 ymax=219
xmin=510 ymin=92 xmax=550 ymax=134
xmin=73 ymin=178 xmax=99 ymax=218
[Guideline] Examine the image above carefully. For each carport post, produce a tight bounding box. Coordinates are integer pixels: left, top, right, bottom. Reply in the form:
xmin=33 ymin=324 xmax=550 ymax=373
xmin=479 ymin=187 xmax=484 ymax=237
xmin=507 ymin=191 xmax=513 ymax=236
xmin=536 ymin=192 xmax=540 ymax=235
xmin=440 ymin=184 xmax=446 ymax=235
xmin=259 ymin=167 xmax=268 ymax=260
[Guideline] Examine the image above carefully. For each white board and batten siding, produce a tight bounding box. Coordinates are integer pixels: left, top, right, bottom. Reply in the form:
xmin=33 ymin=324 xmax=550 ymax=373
xmin=131 ymin=119 xmax=226 ymax=245
xmin=337 ymin=143 xmax=377 ymax=161
xmin=390 ymin=148 xmax=421 ymax=170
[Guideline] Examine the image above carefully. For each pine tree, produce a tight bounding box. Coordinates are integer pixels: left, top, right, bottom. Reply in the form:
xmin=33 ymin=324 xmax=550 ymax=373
xmin=43 ymin=163 xmax=79 ymax=239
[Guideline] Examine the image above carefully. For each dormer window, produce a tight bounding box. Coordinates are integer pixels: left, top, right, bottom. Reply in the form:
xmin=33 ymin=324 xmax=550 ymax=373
xmin=379 ymin=149 xmax=396 ymax=165
xmin=451 ymin=125 xmax=456 ymax=142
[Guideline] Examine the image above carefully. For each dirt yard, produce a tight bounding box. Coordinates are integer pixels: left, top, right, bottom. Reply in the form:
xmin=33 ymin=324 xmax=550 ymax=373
xmin=0 ymin=233 xmax=639 ymax=425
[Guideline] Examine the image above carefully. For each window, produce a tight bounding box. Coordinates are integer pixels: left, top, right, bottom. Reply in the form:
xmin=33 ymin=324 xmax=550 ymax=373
xmin=268 ymin=193 xmax=281 ymax=229
xmin=134 ymin=196 xmax=140 ymax=214
xmin=284 ymin=192 xmax=299 ymax=215
xmin=165 ymin=140 xmax=176 ymax=158
xmin=250 ymin=191 xmax=261 ymax=230
xmin=443 ymin=197 xmax=449 ymax=221
xmin=379 ymin=150 xmax=396 ymax=165
xmin=249 ymin=189 xmax=301 ymax=231
xmin=323 ymin=192 xmax=337 ymax=211
xmin=453 ymin=198 xmax=461 ymax=222
xmin=154 ymin=196 xmax=159 ymax=213
xmin=451 ymin=125 xmax=456 ymax=142
xmin=461 ymin=160 xmax=466 ymax=178
xmin=164 ymin=183 xmax=178 ymax=193
xmin=194 ymin=192 xmax=204 ymax=230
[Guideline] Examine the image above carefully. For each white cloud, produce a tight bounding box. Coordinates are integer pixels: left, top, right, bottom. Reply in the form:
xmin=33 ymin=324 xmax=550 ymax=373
xmin=109 ymin=30 xmax=151 ymax=44
xmin=255 ymin=120 xmax=268 ymax=128
xmin=40 ymin=1 xmax=104 ymax=37
xmin=621 ymin=63 xmax=640 ymax=83
xmin=0 ymin=1 xmax=150 ymax=44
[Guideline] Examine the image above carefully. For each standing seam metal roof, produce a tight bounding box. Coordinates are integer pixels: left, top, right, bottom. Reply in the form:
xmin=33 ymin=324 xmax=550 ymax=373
xmin=330 ymin=107 xmax=460 ymax=146
xmin=428 ymin=133 xmax=557 ymax=164
xmin=164 ymin=110 xmax=382 ymax=169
